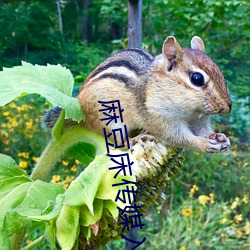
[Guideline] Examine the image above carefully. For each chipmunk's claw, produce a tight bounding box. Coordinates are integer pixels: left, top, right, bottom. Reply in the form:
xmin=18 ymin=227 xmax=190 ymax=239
xmin=130 ymin=133 xmax=157 ymax=149
xmin=207 ymin=133 xmax=230 ymax=152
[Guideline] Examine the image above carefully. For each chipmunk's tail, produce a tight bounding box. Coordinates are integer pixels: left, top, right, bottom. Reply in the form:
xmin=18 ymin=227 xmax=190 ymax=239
xmin=41 ymin=106 xmax=62 ymax=130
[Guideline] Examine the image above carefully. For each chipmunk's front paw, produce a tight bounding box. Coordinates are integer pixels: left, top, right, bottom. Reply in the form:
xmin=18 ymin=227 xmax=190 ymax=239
xmin=206 ymin=133 xmax=230 ymax=152
xmin=130 ymin=133 xmax=156 ymax=148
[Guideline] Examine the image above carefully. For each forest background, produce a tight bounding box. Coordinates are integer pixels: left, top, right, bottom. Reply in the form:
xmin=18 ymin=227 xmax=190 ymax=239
xmin=0 ymin=0 xmax=249 ymax=249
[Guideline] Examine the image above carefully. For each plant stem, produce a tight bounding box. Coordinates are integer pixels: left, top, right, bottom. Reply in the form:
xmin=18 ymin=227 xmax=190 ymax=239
xmin=30 ymin=126 xmax=106 ymax=181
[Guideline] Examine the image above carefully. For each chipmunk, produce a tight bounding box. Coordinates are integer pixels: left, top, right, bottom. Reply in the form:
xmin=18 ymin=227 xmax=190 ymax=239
xmin=44 ymin=36 xmax=232 ymax=153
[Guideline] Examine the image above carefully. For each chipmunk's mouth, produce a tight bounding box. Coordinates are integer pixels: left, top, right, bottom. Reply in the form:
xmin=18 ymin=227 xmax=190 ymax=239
xmin=204 ymin=100 xmax=232 ymax=115
xmin=217 ymin=101 xmax=232 ymax=114
xmin=219 ymin=109 xmax=224 ymax=113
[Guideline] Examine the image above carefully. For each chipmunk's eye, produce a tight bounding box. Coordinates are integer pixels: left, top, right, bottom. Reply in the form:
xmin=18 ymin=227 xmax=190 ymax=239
xmin=190 ymin=72 xmax=204 ymax=87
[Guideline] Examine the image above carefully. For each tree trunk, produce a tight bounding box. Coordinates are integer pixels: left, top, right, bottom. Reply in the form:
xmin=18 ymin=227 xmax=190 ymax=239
xmin=82 ymin=0 xmax=89 ymax=41
xmin=56 ymin=0 xmax=63 ymax=36
xmin=128 ymin=0 xmax=142 ymax=49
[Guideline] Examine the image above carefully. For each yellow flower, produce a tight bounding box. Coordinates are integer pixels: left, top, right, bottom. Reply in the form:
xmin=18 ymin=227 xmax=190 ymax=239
xmin=66 ymin=176 xmax=75 ymax=182
xmin=231 ymin=201 xmax=238 ymax=209
xmin=243 ymin=195 xmax=248 ymax=204
xmin=244 ymin=221 xmax=250 ymax=234
xmin=236 ymin=229 xmax=242 ymax=237
xmin=51 ymin=175 xmax=61 ymax=183
xmin=70 ymin=165 xmax=77 ymax=172
xmin=231 ymin=198 xmax=240 ymax=209
xmin=19 ymin=161 xmax=28 ymax=169
xmin=182 ymin=207 xmax=192 ymax=217
xmin=234 ymin=214 xmax=243 ymax=224
xmin=11 ymin=119 xmax=18 ymax=127
xmin=194 ymin=238 xmax=201 ymax=247
xmin=209 ymin=193 xmax=215 ymax=204
xmin=235 ymin=157 xmax=242 ymax=163
xmin=0 ymin=130 xmax=8 ymax=138
xmin=9 ymin=102 xmax=16 ymax=108
xmin=3 ymin=111 xmax=9 ymax=116
xmin=17 ymin=105 xmax=30 ymax=112
xmin=232 ymin=150 xmax=237 ymax=156
xmin=198 ymin=195 xmax=210 ymax=206
xmin=221 ymin=162 xmax=228 ymax=167
xmin=26 ymin=239 xmax=32 ymax=244
xmin=3 ymin=138 xmax=9 ymax=145
xmin=4 ymin=147 xmax=10 ymax=152
xmin=220 ymin=217 xmax=228 ymax=224
xmin=18 ymin=152 xmax=30 ymax=159
xmin=26 ymin=121 xmax=33 ymax=129
xmin=189 ymin=184 xmax=199 ymax=197
xmin=63 ymin=182 xmax=69 ymax=189
xmin=62 ymin=160 xmax=69 ymax=166
xmin=179 ymin=247 xmax=186 ymax=250
xmin=75 ymin=159 xmax=81 ymax=165
xmin=32 ymin=157 xmax=39 ymax=162
xmin=221 ymin=232 xmax=227 ymax=238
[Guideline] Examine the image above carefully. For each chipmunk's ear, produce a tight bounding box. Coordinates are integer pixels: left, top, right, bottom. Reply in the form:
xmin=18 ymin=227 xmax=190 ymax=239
xmin=191 ymin=36 xmax=205 ymax=52
xmin=162 ymin=36 xmax=184 ymax=63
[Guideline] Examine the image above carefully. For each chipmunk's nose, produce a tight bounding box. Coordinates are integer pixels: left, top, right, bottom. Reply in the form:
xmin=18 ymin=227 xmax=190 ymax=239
xmin=219 ymin=101 xmax=232 ymax=114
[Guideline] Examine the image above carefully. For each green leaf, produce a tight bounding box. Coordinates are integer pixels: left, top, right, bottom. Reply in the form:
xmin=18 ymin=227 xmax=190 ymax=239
xmin=20 ymin=181 xmax=64 ymax=213
xmin=0 ymin=154 xmax=65 ymax=245
xmin=63 ymin=154 xmax=110 ymax=213
xmin=0 ymin=176 xmax=31 ymax=201
xmin=0 ymin=182 xmax=33 ymax=248
xmin=80 ymin=226 xmax=92 ymax=240
xmin=0 ymin=231 xmax=10 ymax=250
xmin=4 ymin=182 xmax=64 ymax=223
xmin=79 ymin=199 xmax=103 ymax=227
xmin=0 ymin=182 xmax=33 ymax=217
xmin=96 ymin=169 xmax=136 ymax=199
xmin=103 ymin=200 xmax=119 ymax=219
xmin=26 ymin=200 xmax=63 ymax=222
xmin=56 ymin=205 xmax=80 ymax=250
xmin=0 ymin=154 xmax=30 ymax=181
xmin=65 ymin=142 xmax=96 ymax=166
xmin=3 ymin=210 xmax=32 ymax=237
xmin=0 ymin=181 xmax=64 ymax=238
xmin=96 ymin=163 xmax=136 ymax=209
xmin=45 ymin=220 xmax=56 ymax=249
xmin=64 ymin=152 xmax=136 ymax=213
xmin=0 ymin=62 xmax=85 ymax=122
